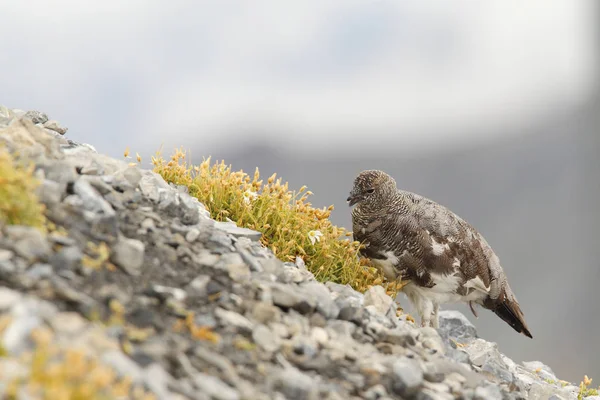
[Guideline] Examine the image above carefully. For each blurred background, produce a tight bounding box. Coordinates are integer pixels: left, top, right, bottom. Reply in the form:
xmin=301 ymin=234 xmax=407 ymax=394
xmin=1 ymin=0 xmax=599 ymax=382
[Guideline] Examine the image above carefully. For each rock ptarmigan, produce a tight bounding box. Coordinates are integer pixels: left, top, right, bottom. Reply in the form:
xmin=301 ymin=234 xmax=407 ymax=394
xmin=347 ymin=170 xmax=532 ymax=338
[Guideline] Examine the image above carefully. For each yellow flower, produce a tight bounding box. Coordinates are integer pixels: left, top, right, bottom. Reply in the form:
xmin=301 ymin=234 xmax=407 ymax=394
xmin=243 ymin=189 xmax=258 ymax=205
xmin=308 ymin=230 xmax=323 ymax=245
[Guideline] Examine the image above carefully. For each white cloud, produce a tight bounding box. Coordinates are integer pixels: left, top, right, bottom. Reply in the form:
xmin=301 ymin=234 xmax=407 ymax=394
xmin=0 ymin=0 xmax=597 ymax=156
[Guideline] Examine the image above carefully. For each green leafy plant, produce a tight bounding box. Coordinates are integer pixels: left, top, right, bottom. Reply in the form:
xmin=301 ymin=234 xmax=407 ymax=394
xmin=578 ymin=375 xmax=599 ymax=400
xmin=0 ymin=146 xmax=46 ymax=229
xmin=152 ymin=149 xmax=403 ymax=296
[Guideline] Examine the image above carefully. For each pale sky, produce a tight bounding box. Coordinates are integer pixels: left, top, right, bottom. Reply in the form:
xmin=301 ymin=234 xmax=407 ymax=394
xmin=1 ymin=0 xmax=597 ymax=157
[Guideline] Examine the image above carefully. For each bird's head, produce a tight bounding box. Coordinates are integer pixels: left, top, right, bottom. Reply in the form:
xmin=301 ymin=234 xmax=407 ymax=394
xmin=347 ymin=170 xmax=397 ymax=207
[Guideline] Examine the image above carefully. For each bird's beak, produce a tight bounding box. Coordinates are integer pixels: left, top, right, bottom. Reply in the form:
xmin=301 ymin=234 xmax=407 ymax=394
xmin=347 ymin=194 xmax=360 ymax=207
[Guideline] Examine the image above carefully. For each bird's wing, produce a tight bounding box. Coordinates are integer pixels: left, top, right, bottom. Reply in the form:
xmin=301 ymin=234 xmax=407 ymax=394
xmin=406 ymin=191 xmax=533 ymax=337
xmin=401 ymin=190 xmax=492 ymax=286
xmin=353 ymin=208 xmax=455 ymax=287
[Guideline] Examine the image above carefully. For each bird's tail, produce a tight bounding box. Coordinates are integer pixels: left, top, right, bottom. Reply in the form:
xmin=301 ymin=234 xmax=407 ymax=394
xmin=491 ymin=293 xmax=533 ymax=339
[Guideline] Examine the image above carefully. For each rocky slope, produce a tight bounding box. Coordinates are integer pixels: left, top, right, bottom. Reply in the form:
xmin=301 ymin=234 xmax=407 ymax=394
xmin=0 ymin=106 xmax=594 ymax=399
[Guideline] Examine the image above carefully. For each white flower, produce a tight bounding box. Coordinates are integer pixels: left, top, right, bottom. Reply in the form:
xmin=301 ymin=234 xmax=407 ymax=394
xmin=243 ymin=189 xmax=258 ymax=205
xmin=308 ymin=230 xmax=323 ymax=245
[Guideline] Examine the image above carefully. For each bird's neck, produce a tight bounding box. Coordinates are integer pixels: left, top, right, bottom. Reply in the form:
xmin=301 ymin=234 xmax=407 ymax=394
xmin=358 ymin=192 xmax=407 ymax=215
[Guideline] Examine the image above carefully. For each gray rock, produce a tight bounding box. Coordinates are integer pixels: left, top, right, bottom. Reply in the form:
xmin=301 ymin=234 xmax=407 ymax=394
xmin=0 ymin=287 xmax=21 ymax=311
xmin=178 ymin=193 xmax=205 ymax=225
xmin=37 ymin=179 xmax=63 ymax=205
xmin=194 ymin=313 xmax=217 ymax=329
xmin=0 ymin=249 xmax=14 ymax=263
xmin=157 ymin=188 xmax=180 ymax=216
xmin=23 ymin=110 xmax=48 ymax=124
xmin=61 ymin=140 xmax=98 ymax=155
xmin=0 ymin=105 xmax=12 ymax=125
xmin=119 ymin=166 xmax=143 ymax=188
xmin=139 ymin=171 xmax=171 ymax=202
xmin=49 ymin=245 xmax=83 ymax=272
xmin=528 ymin=382 xmax=573 ymax=400
xmin=78 ymin=159 xmax=104 ymax=175
xmin=110 ymin=176 xmax=135 ymax=193
xmin=381 ymin=325 xmax=417 ymax=347
xmin=73 ymin=179 xmax=116 ymax=217
xmin=364 ymin=320 xmax=387 ymax=340
xmin=215 ymin=308 xmax=254 ymax=332
xmin=391 ymin=357 xmax=424 ymax=396
xmin=41 ymin=161 xmax=78 ymax=184
xmin=0 ymin=259 xmax=18 ymax=275
xmin=43 ymin=128 xmax=69 ymax=142
xmin=193 ymin=346 xmax=242 ymax=388
xmin=278 ymin=263 xmax=311 ymax=283
xmin=208 ymin=229 xmax=236 ymax=253
xmin=185 ymin=228 xmax=200 ymax=242
xmin=362 ymin=384 xmax=388 ymax=400
xmin=474 ymin=384 xmax=503 ymax=400
xmin=140 ymin=217 xmax=156 ymax=231
xmin=326 ymin=320 xmax=356 ymax=338
xmin=323 ymin=391 xmax=347 ymax=400
xmin=4 ymin=225 xmax=51 ymax=262
xmin=151 ymin=285 xmax=187 ymax=302
xmin=49 ymin=312 xmax=88 ymax=336
xmin=301 ymin=281 xmax=339 ymax=319
xmin=426 ymin=359 xmax=482 ymax=389
xmin=418 ymin=327 xmax=445 ymax=356
xmin=43 ymin=120 xmax=67 ymax=135
xmin=464 ymin=339 xmax=513 ymax=384
xmin=252 ymin=324 xmax=282 ymax=352
xmin=47 ymin=232 xmax=76 ymax=246
xmin=363 ymin=285 xmax=394 ymax=316
xmin=326 ymin=281 xmax=364 ymax=308
xmin=272 ymin=367 xmax=317 ymax=400
xmin=25 ymin=263 xmax=53 ymax=280
xmin=363 ymin=305 xmax=395 ymax=329
xmin=438 ymin=310 xmax=478 ymax=345
xmin=295 ymin=256 xmax=307 ymax=270
xmin=223 ymin=255 xmax=251 ymax=282
xmin=446 ymin=347 xmax=471 ymax=365
xmin=236 ymin=245 xmax=264 ymax=273
xmin=251 ymin=302 xmax=281 ymax=324
xmin=143 ymin=363 xmax=173 ymax=400
xmin=337 ymin=306 xmax=365 ymax=324
xmin=290 ymin=334 xmax=319 ymax=358
xmin=258 ymin=258 xmax=283 ymax=276
xmin=269 ymin=282 xmax=316 ymax=314
xmin=187 ymin=275 xmax=211 ymax=296
xmin=214 ymin=221 xmax=262 ymax=242
xmin=444 ymin=372 xmax=467 ymax=394
xmin=522 ymin=360 xmax=558 ymax=382
xmin=193 ymin=372 xmax=240 ymax=400
xmin=101 ymin=350 xmax=143 ymax=383
xmin=110 ymin=237 xmax=145 ymax=276
xmin=194 ymin=250 xmax=221 ymax=267
xmin=2 ymin=311 xmax=42 ymax=355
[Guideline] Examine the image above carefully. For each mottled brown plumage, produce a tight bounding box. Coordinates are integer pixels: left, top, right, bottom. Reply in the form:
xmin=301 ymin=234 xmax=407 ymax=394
xmin=348 ymin=170 xmax=532 ymax=338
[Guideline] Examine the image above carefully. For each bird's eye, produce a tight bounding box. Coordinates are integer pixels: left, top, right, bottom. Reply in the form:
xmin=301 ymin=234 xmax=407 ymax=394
xmin=366 ymin=188 xmax=375 ymax=194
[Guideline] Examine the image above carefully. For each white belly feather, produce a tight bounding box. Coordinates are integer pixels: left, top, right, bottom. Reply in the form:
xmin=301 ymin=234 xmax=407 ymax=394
xmin=403 ymin=272 xmax=490 ymax=306
xmin=370 ymin=250 xmax=490 ymax=307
